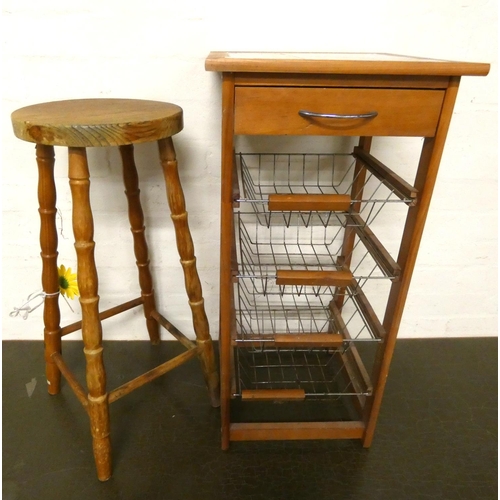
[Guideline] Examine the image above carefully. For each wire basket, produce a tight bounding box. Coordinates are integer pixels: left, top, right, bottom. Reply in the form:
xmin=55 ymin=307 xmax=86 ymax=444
xmin=234 ymin=346 xmax=372 ymax=398
xmin=236 ymin=211 xmax=400 ymax=283
xmin=235 ymin=277 xmax=384 ymax=343
xmin=237 ymin=152 xmax=415 ymax=228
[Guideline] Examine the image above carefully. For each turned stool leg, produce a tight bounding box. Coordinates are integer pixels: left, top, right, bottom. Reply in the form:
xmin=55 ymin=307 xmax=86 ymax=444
xmin=68 ymin=147 xmax=111 ymax=481
xmin=36 ymin=144 xmax=62 ymax=395
xmin=119 ymin=144 xmax=160 ymax=344
xmin=158 ymin=137 xmax=220 ymax=408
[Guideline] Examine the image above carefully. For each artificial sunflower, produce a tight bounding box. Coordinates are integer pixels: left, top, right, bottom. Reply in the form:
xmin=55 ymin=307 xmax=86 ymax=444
xmin=58 ymin=265 xmax=79 ymax=299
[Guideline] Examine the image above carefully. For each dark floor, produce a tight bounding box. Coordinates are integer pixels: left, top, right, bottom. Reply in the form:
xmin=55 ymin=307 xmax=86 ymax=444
xmin=2 ymin=338 xmax=497 ymax=500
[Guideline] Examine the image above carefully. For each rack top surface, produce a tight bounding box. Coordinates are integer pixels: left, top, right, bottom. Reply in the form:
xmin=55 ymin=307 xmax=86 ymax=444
xmin=205 ymin=51 xmax=490 ymax=77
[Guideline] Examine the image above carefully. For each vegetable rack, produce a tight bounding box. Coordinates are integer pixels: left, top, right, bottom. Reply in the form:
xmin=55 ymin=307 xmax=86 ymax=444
xmin=205 ymin=51 xmax=490 ymax=447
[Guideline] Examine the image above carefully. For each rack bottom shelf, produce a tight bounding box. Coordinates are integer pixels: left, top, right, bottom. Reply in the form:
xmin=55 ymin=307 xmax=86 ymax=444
xmin=229 ymin=343 xmax=376 ymax=442
xmin=230 ymin=394 xmax=361 ymax=424
xmin=229 ymin=421 xmax=365 ymax=442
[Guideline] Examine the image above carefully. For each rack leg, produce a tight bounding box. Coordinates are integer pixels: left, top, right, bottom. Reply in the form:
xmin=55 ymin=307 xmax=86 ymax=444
xmin=218 ymin=73 xmax=237 ymax=449
xmin=363 ymin=77 xmax=461 ymax=447
xmin=157 ymin=137 xmax=220 ymax=408
xmin=36 ymin=144 xmax=62 ymax=395
xmin=335 ymin=136 xmax=372 ymax=311
xmin=119 ymin=144 xmax=160 ymax=344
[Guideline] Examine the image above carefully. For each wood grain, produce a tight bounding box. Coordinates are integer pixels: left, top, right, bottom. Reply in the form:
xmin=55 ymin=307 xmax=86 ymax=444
xmin=36 ymin=144 xmax=62 ymax=395
xmin=335 ymin=136 xmax=373 ymax=312
xmin=109 ymin=347 xmax=200 ymax=404
xmin=234 ymin=73 xmax=451 ymax=89
xmin=158 ymin=137 xmax=220 ymax=408
xmin=219 ymin=73 xmax=237 ymax=450
xmin=352 ymin=147 xmax=418 ymax=203
xmin=268 ymin=194 xmax=351 ymax=212
xmin=346 ymin=213 xmax=401 ymax=279
xmin=12 ymin=99 xmax=183 ymax=147
xmin=234 ymin=87 xmax=445 ymax=137
xmin=241 ymin=389 xmax=306 ymax=401
xmin=120 ymin=144 xmax=159 ymax=343
xmin=206 ymin=51 xmax=490 ymax=76
xmin=349 ymin=282 xmax=386 ymax=340
xmin=230 ymin=421 xmax=365 ymax=441
xmin=60 ymin=297 xmax=143 ymax=337
xmin=363 ymin=77 xmax=463 ymax=448
xmin=51 ymin=352 xmax=89 ymax=409
xmin=68 ymin=146 xmax=111 ymax=482
xmin=276 ymin=270 xmax=353 ymax=287
xmin=273 ymin=333 xmax=343 ymax=348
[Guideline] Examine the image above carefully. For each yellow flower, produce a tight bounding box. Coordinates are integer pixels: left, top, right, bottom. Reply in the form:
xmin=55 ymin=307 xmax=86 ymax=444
xmin=58 ymin=265 xmax=79 ymax=299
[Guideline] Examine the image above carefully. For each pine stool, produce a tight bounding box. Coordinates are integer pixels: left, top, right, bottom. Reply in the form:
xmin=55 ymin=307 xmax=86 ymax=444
xmin=11 ymin=98 xmax=220 ymax=481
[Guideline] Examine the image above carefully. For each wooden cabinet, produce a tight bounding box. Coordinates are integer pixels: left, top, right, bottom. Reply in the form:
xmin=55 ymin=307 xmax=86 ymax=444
xmin=205 ymin=52 xmax=489 ymax=449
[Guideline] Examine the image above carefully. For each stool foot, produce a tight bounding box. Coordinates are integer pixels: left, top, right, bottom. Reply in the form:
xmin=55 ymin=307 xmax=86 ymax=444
xmin=197 ymin=338 xmax=221 ymax=408
xmin=93 ymin=434 xmax=112 ymax=482
xmin=45 ymin=357 xmax=62 ymax=395
xmin=89 ymin=398 xmax=112 ymax=482
xmin=120 ymin=144 xmax=160 ymax=344
xmin=147 ymin=317 xmax=161 ymax=345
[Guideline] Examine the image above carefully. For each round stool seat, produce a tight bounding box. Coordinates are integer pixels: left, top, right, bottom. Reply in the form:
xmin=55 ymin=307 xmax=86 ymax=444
xmin=11 ymin=98 xmax=183 ymax=147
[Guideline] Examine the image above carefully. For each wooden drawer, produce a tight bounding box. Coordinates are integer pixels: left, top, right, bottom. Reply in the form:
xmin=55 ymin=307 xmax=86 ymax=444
xmin=234 ymin=87 xmax=445 ymax=137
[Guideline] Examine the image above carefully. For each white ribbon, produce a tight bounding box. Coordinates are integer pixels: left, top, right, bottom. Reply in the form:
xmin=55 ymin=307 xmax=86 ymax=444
xmin=10 ymin=290 xmax=60 ymax=320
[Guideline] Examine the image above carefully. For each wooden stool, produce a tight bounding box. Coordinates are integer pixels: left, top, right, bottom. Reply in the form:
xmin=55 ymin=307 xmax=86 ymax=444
xmin=11 ymin=98 xmax=220 ymax=481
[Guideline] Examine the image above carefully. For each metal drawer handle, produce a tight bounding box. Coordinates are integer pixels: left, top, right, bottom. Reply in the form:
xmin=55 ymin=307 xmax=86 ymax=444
xmin=298 ymin=110 xmax=378 ymax=120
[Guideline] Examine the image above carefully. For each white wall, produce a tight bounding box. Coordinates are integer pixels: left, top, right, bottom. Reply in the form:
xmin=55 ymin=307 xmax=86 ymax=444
xmin=1 ymin=0 xmax=497 ymax=341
